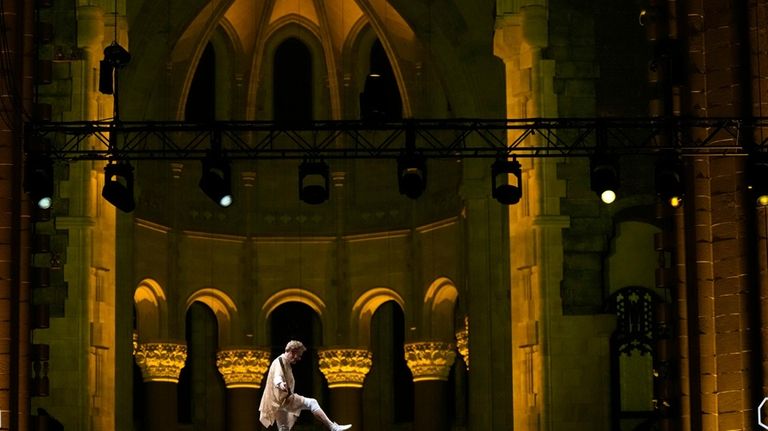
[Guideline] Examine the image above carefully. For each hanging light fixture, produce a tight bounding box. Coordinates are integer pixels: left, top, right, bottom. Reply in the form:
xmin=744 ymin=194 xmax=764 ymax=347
xmin=655 ymin=151 xmax=685 ymax=208
xmin=747 ymin=152 xmax=768 ymax=206
xmin=102 ymin=161 xmax=135 ymax=213
xmin=24 ymin=155 xmax=54 ymax=210
xmin=199 ymin=154 xmax=233 ymax=207
xmin=397 ymin=151 xmax=427 ymax=199
xmin=396 ymin=121 xmax=426 ymax=199
xmin=299 ymin=160 xmax=329 ymax=204
xmin=590 ymin=155 xmax=620 ymax=204
xmin=491 ymin=157 xmax=522 ymax=205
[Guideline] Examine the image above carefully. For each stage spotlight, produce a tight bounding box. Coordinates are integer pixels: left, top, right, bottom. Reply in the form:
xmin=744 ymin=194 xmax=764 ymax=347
xmin=98 ymin=41 xmax=131 ymax=95
xmin=491 ymin=158 xmax=522 ymax=205
xmin=655 ymin=151 xmax=684 ymax=208
xmin=299 ymin=160 xmax=329 ymax=204
xmin=102 ymin=162 xmax=135 ymax=213
xmin=24 ymin=155 xmax=54 ymax=210
xmin=590 ymin=155 xmax=619 ymax=204
xmin=199 ymin=155 xmax=233 ymax=207
xmin=747 ymin=153 xmax=768 ymax=206
xmin=397 ymin=151 xmax=427 ymax=199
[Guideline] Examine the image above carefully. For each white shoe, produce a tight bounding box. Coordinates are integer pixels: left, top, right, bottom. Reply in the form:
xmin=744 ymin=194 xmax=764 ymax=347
xmin=331 ymin=423 xmax=352 ymax=431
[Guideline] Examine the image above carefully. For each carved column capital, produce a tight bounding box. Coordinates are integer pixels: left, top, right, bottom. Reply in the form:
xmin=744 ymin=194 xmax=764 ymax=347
xmin=404 ymin=341 xmax=456 ymax=382
xmin=455 ymin=316 xmax=469 ymax=370
xmin=318 ymin=348 xmax=373 ymax=388
xmin=134 ymin=342 xmax=187 ymax=383
xmin=216 ymin=348 xmax=271 ymax=389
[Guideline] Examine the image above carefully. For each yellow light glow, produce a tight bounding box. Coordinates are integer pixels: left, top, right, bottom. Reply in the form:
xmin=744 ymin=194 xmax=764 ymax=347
xmin=669 ymin=196 xmax=682 ymax=208
xmin=601 ymin=190 xmax=616 ymax=204
xmin=758 ymin=195 xmax=768 ymax=206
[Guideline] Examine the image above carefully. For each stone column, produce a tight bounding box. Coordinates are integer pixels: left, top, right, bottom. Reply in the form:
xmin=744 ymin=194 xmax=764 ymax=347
xmin=134 ymin=342 xmax=187 ymax=431
xmin=216 ymin=348 xmax=271 ymax=431
xmin=318 ymin=348 xmax=373 ymax=429
xmin=404 ymin=341 xmax=456 ymax=431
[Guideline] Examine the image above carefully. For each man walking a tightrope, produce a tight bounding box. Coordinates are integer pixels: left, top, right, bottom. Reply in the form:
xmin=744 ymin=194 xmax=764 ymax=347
xmin=259 ymin=340 xmax=352 ymax=431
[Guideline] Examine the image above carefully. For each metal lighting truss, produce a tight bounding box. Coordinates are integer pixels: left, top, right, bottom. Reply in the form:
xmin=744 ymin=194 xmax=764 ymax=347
xmin=24 ymin=117 xmax=768 ymax=161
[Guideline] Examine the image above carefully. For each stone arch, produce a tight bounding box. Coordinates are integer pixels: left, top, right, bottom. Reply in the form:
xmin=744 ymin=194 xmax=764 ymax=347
xmin=247 ymin=17 xmax=335 ymax=120
xmin=122 ymin=0 xmax=234 ymax=120
xmin=351 ymin=287 xmax=406 ymax=347
xmin=184 ymin=288 xmax=239 ymax=347
xmin=260 ymin=288 xmax=326 ymax=341
xmin=133 ymin=278 xmax=169 ymax=342
xmin=422 ymin=277 xmax=459 ymax=341
xmin=373 ymin=0 xmax=505 ymax=118
xmin=179 ymin=23 xmax=242 ymax=120
xmin=342 ymin=18 xmax=412 ymax=118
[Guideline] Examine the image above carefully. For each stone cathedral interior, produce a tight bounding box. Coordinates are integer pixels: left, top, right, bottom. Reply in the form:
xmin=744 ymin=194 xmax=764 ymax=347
xmin=2 ymin=0 xmax=768 ymax=430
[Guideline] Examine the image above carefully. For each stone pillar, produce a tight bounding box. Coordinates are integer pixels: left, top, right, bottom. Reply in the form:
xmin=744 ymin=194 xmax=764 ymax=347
xmin=318 ymin=348 xmax=373 ymax=429
xmin=216 ymin=348 xmax=271 ymax=431
xmin=404 ymin=341 xmax=456 ymax=431
xmin=134 ymin=342 xmax=187 ymax=431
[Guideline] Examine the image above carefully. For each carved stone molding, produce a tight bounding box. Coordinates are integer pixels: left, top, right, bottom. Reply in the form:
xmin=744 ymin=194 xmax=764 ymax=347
xmin=216 ymin=348 xmax=271 ymax=389
xmin=404 ymin=341 xmax=456 ymax=382
xmin=318 ymin=348 xmax=373 ymax=388
xmin=455 ymin=316 xmax=469 ymax=370
xmin=134 ymin=342 xmax=187 ymax=383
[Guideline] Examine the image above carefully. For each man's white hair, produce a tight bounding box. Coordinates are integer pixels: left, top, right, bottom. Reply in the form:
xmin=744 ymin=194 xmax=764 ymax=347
xmin=285 ymin=340 xmax=306 ymax=353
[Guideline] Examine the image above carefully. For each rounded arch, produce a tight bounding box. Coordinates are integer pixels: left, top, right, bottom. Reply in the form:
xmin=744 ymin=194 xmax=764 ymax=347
xmin=423 ymin=277 xmax=459 ymax=341
xmin=133 ymin=278 xmax=169 ymax=342
xmin=247 ymin=17 xmax=335 ymax=120
xmin=184 ymin=288 xmax=239 ymax=347
xmin=260 ymin=288 xmax=326 ymax=340
xmin=351 ymin=287 xmax=406 ymax=347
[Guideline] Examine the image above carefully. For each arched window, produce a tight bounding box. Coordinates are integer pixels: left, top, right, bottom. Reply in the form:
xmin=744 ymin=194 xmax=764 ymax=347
xmin=273 ymin=38 xmax=313 ymax=123
xmin=360 ymin=40 xmax=402 ymax=121
xmin=185 ymin=42 xmax=216 ymax=122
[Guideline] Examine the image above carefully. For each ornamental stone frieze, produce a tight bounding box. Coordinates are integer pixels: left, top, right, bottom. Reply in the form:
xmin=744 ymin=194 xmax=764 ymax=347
xmin=134 ymin=342 xmax=188 ymax=383
xmin=404 ymin=341 xmax=456 ymax=382
xmin=317 ymin=348 xmax=373 ymax=388
xmin=216 ymin=348 xmax=271 ymax=389
xmin=455 ymin=316 xmax=469 ymax=369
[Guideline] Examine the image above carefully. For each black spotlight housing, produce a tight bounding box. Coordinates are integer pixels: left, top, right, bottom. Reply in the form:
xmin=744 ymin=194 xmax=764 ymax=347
xmin=748 ymin=152 xmax=768 ymax=206
xmin=102 ymin=162 xmax=135 ymax=213
xmin=24 ymin=155 xmax=54 ymax=210
xmin=199 ymin=155 xmax=233 ymax=207
xmin=98 ymin=41 xmax=131 ymax=95
xmin=397 ymin=151 xmax=427 ymax=199
xmin=492 ymin=158 xmax=522 ymax=205
xmin=590 ymin=155 xmax=620 ymax=204
xmin=655 ymin=151 xmax=685 ymax=208
xmin=299 ymin=160 xmax=329 ymax=204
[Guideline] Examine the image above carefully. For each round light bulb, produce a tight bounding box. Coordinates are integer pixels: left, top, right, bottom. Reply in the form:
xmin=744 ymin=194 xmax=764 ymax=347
xmin=601 ymin=190 xmax=616 ymax=204
xmin=37 ymin=197 xmax=52 ymax=210
xmin=758 ymin=194 xmax=768 ymax=207
xmin=219 ymin=195 xmax=233 ymax=207
xmin=669 ymin=196 xmax=682 ymax=208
